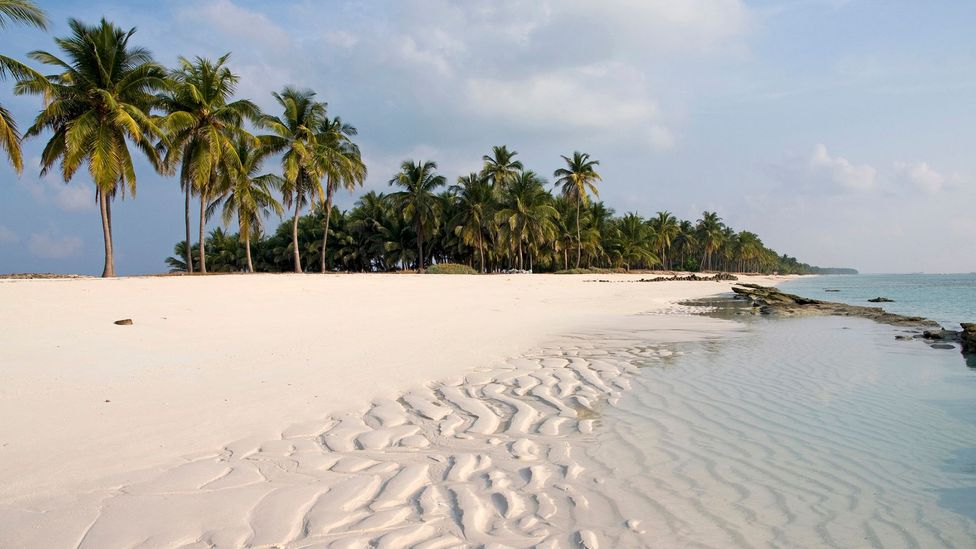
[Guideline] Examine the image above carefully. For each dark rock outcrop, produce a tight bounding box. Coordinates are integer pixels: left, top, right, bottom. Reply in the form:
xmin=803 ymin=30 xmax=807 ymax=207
xmin=114 ymin=319 xmax=133 ymax=326
xmin=730 ymin=285 xmax=939 ymax=328
xmin=636 ymin=272 xmax=738 ymax=283
xmin=962 ymin=323 xmax=976 ymax=354
xmin=867 ymin=297 xmax=894 ymax=303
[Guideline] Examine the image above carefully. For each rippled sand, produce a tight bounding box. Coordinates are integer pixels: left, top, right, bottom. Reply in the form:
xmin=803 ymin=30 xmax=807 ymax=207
xmin=591 ymin=315 xmax=976 ymax=548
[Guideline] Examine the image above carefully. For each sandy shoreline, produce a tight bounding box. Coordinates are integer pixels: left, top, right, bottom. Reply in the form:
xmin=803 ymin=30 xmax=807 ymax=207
xmin=0 ymin=272 xmax=787 ymax=546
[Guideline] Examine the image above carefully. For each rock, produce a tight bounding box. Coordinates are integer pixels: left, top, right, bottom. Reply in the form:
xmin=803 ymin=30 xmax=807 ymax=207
xmin=114 ymin=319 xmax=133 ymax=326
xmin=824 ymin=289 xmax=841 ymax=292
xmin=867 ymin=297 xmax=894 ymax=303
xmin=961 ymin=323 xmax=976 ymax=355
xmin=931 ymin=344 xmax=956 ymax=350
xmin=730 ymin=285 xmax=939 ymax=329
xmin=894 ymin=335 xmax=914 ymax=341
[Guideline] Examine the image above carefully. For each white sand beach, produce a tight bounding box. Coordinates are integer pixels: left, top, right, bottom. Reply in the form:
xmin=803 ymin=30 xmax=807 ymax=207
xmin=0 ymin=273 xmax=785 ymax=547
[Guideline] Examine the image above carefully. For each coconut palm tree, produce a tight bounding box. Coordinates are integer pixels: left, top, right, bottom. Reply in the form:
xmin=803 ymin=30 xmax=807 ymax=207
xmin=612 ymin=213 xmax=658 ymax=270
xmin=648 ymin=211 xmax=679 ymax=269
xmin=553 ymin=151 xmax=601 ymax=268
xmin=0 ymin=0 xmax=47 ymax=173
xmin=208 ymin=135 xmax=284 ymax=272
xmin=481 ymin=145 xmax=522 ymax=194
xmin=159 ymin=53 xmax=258 ymax=274
xmin=696 ymin=211 xmax=724 ymax=271
xmin=315 ymin=115 xmax=366 ymax=272
xmin=388 ymin=160 xmax=445 ymax=271
xmin=495 ymin=171 xmax=558 ymax=271
xmin=19 ymin=18 xmax=166 ymax=277
xmin=450 ymin=172 xmax=493 ymax=273
xmin=261 ymin=87 xmax=327 ymax=273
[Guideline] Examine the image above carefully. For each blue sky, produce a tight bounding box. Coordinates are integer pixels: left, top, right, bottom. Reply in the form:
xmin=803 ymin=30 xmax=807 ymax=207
xmin=1 ymin=0 xmax=974 ymax=274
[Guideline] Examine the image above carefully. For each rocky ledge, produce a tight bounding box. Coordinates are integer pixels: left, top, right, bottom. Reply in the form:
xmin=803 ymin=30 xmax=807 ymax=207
xmin=731 ymin=284 xmax=974 ymax=359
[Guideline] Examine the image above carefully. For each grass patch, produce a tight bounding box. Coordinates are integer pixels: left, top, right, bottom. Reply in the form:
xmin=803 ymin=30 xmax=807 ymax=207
xmin=425 ymin=263 xmax=479 ymax=275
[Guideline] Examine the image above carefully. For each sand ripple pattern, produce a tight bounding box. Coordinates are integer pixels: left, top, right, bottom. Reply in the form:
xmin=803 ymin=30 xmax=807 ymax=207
xmin=0 ymin=341 xmax=675 ymax=548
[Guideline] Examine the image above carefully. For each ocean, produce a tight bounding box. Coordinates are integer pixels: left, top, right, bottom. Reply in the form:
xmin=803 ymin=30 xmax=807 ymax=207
xmin=779 ymin=273 xmax=976 ymax=329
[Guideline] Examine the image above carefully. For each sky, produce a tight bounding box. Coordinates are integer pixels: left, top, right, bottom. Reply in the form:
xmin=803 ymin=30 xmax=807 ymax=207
xmin=1 ymin=0 xmax=974 ymax=275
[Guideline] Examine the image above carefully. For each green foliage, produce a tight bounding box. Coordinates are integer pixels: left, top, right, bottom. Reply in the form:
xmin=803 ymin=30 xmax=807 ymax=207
xmin=426 ymin=263 xmax=479 ymax=275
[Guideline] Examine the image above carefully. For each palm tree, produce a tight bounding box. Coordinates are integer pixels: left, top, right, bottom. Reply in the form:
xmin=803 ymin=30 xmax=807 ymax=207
xmin=648 ymin=211 xmax=679 ymax=270
xmin=19 ymin=18 xmax=166 ymax=277
xmin=0 ymin=0 xmax=47 ymax=173
xmin=262 ymin=87 xmax=327 ymax=273
xmin=450 ymin=172 xmax=492 ymax=273
xmin=159 ymin=53 xmax=258 ymax=274
xmin=613 ymin=213 xmax=658 ymax=271
xmin=481 ymin=145 xmax=522 ymax=194
xmin=388 ymin=160 xmax=445 ymax=271
xmin=495 ymin=171 xmax=558 ymax=271
xmin=209 ymin=135 xmax=284 ymax=272
xmin=696 ymin=211 xmax=724 ymax=271
xmin=315 ymin=115 xmax=366 ymax=272
xmin=553 ymin=151 xmax=601 ymax=268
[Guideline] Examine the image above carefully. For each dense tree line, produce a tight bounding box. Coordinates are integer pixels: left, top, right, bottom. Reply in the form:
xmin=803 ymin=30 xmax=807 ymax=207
xmin=2 ymin=5 xmax=824 ymax=277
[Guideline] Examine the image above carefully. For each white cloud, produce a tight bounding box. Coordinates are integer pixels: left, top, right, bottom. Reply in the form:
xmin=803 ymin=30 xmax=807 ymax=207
xmin=647 ymin=125 xmax=676 ymax=151
xmin=0 ymin=226 xmax=16 ymax=244
xmin=809 ymin=144 xmax=876 ymax=191
xmin=183 ymin=0 xmax=289 ymax=50
xmin=893 ymin=161 xmax=944 ymax=192
xmin=19 ymin=167 xmax=94 ymax=212
xmin=28 ymin=233 xmax=82 ymax=259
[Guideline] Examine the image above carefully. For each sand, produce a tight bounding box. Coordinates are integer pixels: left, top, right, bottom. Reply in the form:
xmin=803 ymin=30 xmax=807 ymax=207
xmin=0 ymin=272 xmax=785 ymax=547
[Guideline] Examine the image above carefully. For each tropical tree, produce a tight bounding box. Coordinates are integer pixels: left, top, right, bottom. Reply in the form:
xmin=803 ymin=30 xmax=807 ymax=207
xmin=495 ymin=171 xmax=558 ymax=271
xmin=388 ymin=160 xmax=445 ymax=271
xmin=648 ymin=210 xmax=679 ymax=269
xmin=19 ymin=18 xmax=166 ymax=277
xmin=261 ymin=87 xmax=327 ymax=273
xmin=315 ymin=115 xmax=366 ymax=272
xmin=611 ymin=213 xmax=658 ymax=270
xmin=481 ymin=145 xmax=522 ymax=194
xmin=159 ymin=53 xmax=258 ymax=274
xmin=450 ymin=172 xmax=493 ymax=272
xmin=696 ymin=211 xmax=724 ymax=271
xmin=553 ymin=151 xmax=601 ymax=268
xmin=0 ymin=0 xmax=47 ymax=173
xmin=209 ymin=135 xmax=283 ymax=272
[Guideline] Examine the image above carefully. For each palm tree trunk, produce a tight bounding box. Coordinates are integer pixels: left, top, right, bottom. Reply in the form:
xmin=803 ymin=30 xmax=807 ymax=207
xmin=244 ymin=231 xmax=254 ymax=273
xmin=477 ymin=229 xmax=485 ymax=273
xmin=518 ymin=239 xmax=524 ymax=270
xmin=575 ymin=198 xmax=582 ymax=268
xmin=184 ymin=186 xmax=193 ymax=274
xmin=98 ymin=189 xmax=115 ymax=277
xmin=416 ymin=218 xmax=425 ymax=272
xmin=563 ymin=247 xmax=568 ymax=270
xmin=292 ymin=197 xmax=303 ymax=273
xmin=320 ymin=181 xmax=334 ymax=274
xmin=198 ymin=192 xmax=208 ymax=274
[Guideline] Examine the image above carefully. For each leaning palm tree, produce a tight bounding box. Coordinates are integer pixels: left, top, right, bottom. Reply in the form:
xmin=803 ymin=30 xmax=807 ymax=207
xmin=159 ymin=54 xmax=257 ymax=274
xmin=481 ymin=145 xmax=522 ymax=194
xmin=209 ymin=135 xmax=284 ymax=272
xmin=388 ymin=160 xmax=445 ymax=271
xmin=261 ymin=87 xmax=327 ymax=273
xmin=553 ymin=151 xmax=601 ymax=268
xmin=19 ymin=18 xmax=166 ymax=277
xmin=315 ymin=115 xmax=366 ymax=272
xmin=0 ymin=0 xmax=47 ymax=173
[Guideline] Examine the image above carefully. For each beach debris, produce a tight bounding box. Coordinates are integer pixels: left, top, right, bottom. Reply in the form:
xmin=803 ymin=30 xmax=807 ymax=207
xmin=113 ymin=318 xmax=133 ymax=325
xmin=868 ymin=297 xmax=894 ymax=303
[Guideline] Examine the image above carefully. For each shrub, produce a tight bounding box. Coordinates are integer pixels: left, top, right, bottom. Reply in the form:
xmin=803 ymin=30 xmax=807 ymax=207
xmin=426 ymin=263 xmax=479 ymax=275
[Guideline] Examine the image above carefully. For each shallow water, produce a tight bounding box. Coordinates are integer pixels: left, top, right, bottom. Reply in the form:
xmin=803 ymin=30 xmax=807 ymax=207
xmin=591 ymin=314 xmax=976 ymax=548
xmin=780 ymin=273 xmax=976 ymax=329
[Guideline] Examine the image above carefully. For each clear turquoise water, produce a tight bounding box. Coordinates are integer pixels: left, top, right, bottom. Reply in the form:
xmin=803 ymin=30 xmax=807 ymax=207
xmin=780 ymin=273 xmax=976 ymax=329
xmin=594 ymin=315 xmax=976 ymax=547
